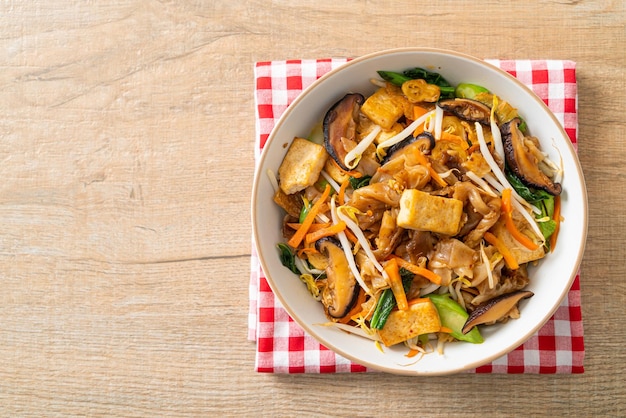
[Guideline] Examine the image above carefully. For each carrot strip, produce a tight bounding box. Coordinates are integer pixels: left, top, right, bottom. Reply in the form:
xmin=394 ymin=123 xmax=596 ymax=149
xmin=412 ymin=106 xmax=428 ymax=137
xmin=304 ymin=221 xmax=347 ymax=246
xmin=286 ymin=222 xmax=331 ymax=232
xmin=484 ymin=231 xmax=519 ymax=270
xmin=384 ymin=258 xmax=408 ymax=311
xmin=339 ymin=288 xmax=367 ymax=324
xmin=467 ymin=143 xmax=480 ymax=154
xmin=501 ymin=188 xmax=540 ymax=251
xmin=406 ymin=348 xmax=421 ymax=358
xmin=406 ymin=297 xmax=431 ymax=307
xmin=390 ymin=255 xmax=442 ymax=285
xmin=439 ymin=326 xmax=454 ymax=334
xmin=287 ymin=184 xmax=331 ymax=248
xmin=414 ymin=149 xmax=447 ymax=187
xmin=550 ymin=195 xmax=561 ymax=252
xmin=296 ymin=247 xmax=318 ymax=258
xmin=344 ymin=229 xmax=358 ymax=244
xmin=337 ymin=177 xmax=350 ymax=206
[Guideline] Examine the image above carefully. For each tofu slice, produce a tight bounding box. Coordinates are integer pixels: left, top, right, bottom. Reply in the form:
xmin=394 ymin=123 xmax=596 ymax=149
xmin=378 ymin=299 xmax=442 ymax=347
xmin=278 ymin=137 xmax=328 ymax=195
xmin=397 ymin=189 xmax=464 ymax=236
xmin=361 ymin=87 xmax=406 ymax=130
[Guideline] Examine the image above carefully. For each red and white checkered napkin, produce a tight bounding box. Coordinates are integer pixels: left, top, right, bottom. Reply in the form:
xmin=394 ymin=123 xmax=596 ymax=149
xmin=249 ymin=58 xmax=584 ymax=373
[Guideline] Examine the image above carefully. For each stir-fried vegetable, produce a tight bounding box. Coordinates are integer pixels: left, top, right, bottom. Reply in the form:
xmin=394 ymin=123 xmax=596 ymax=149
xmin=455 ymin=83 xmax=489 ymax=99
xmin=277 ymin=243 xmax=299 ymax=275
xmin=371 ymin=268 xmax=414 ymax=329
xmin=506 ymin=170 xmax=558 ymax=247
xmin=377 ymin=67 xmax=455 ymax=98
xmin=426 ymin=294 xmax=483 ymax=344
xmin=272 ymin=66 xmax=564 ymax=357
xmin=501 ymin=188 xmax=540 ymax=251
xmin=349 ymin=175 xmax=371 ymax=189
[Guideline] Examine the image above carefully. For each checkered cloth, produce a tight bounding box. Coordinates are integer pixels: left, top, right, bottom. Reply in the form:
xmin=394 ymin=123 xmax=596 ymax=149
xmin=249 ymin=58 xmax=584 ymax=373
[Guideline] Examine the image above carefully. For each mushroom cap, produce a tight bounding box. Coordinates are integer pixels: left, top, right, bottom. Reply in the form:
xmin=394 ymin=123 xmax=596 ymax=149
xmin=323 ymin=93 xmax=365 ymax=171
xmin=438 ymin=98 xmax=491 ymax=125
xmin=501 ymin=118 xmax=562 ymax=195
xmin=316 ymin=237 xmax=360 ymax=319
xmin=462 ymin=290 xmax=534 ymax=334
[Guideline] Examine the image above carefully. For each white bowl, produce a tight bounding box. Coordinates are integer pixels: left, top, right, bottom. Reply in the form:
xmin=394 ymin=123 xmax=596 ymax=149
xmin=251 ymin=48 xmax=587 ymax=375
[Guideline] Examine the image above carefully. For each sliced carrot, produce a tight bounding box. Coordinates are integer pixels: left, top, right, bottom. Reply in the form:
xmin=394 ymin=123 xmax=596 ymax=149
xmin=439 ymin=326 xmax=454 ymax=334
xmin=344 ymin=229 xmax=359 ymax=244
xmin=337 ymin=177 xmax=350 ymax=206
xmin=406 ymin=348 xmax=421 ymax=358
xmin=406 ymin=297 xmax=431 ymax=307
xmin=384 ymin=258 xmax=408 ymax=311
xmin=339 ymin=288 xmax=367 ymax=324
xmin=414 ymin=149 xmax=447 ymax=187
xmin=412 ymin=106 xmax=429 ymax=136
xmin=550 ymin=195 xmax=561 ymax=252
xmin=484 ymin=231 xmax=519 ymax=270
xmin=286 ymin=222 xmax=331 ymax=231
xmin=390 ymin=255 xmax=442 ymax=285
xmin=467 ymin=143 xmax=481 ymax=154
xmin=304 ymin=221 xmax=347 ymax=246
xmin=287 ymin=184 xmax=331 ymax=248
xmin=501 ymin=188 xmax=540 ymax=251
xmin=296 ymin=246 xmax=319 ymax=258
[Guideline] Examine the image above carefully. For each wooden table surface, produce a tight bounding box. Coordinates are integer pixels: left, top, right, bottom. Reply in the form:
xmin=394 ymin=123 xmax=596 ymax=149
xmin=1 ymin=1 xmax=624 ymax=416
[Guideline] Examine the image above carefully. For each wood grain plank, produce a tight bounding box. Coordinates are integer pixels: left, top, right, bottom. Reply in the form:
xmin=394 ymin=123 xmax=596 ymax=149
xmin=0 ymin=0 xmax=624 ymax=416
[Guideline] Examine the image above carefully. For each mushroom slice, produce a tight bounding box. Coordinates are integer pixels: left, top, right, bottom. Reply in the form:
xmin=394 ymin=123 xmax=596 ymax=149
xmin=438 ymin=98 xmax=491 ymax=125
xmin=323 ymin=93 xmax=365 ymax=171
xmin=501 ymin=118 xmax=562 ymax=195
xmin=461 ymin=290 xmax=534 ymax=334
xmin=316 ymin=237 xmax=360 ymax=319
xmin=380 ymin=132 xmax=435 ymax=165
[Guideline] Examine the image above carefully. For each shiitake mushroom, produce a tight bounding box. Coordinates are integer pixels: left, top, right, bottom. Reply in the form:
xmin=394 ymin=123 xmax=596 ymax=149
xmin=437 ymin=98 xmax=492 ymax=125
xmin=323 ymin=93 xmax=365 ymax=171
xmin=315 ymin=237 xmax=359 ymax=319
xmin=501 ymin=118 xmax=562 ymax=195
xmin=461 ymin=290 xmax=534 ymax=334
xmin=380 ymin=131 xmax=435 ymax=166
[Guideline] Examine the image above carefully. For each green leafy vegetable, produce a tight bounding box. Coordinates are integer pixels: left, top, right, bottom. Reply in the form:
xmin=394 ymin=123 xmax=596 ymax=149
xmin=399 ymin=267 xmax=414 ymax=283
xmin=370 ymin=268 xmax=414 ymax=330
xmin=314 ymin=178 xmax=331 ymax=193
xmin=277 ymin=243 xmax=299 ymax=275
xmin=455 ymin=83 xmax=489 ymax=99
xmin=370 ymin=289 xmax=394 ymax=330
xmin=299 ymin=197 xmax=312 ymax=223
xmin=426 ymin=293 xmax=483 ymax=344
xmin=377 ymin=70 xmax=411 ymax=86
xmin=349 ymin=175 xmax=371 ymax=189
xmin=402 ymin=67 xmax=455 ymax=99
xmin=505 ymin=170 xmax=552 ymax=204
xmin=505 ymin=170 xmax=557 ymax=246
xmin=378 ymin=68 xmax=455 ymax=99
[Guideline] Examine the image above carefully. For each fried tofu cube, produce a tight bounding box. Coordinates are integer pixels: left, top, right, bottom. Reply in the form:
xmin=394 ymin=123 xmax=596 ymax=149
xmin=361 ymin=87 xmax=406 ymax=130
xmin=397 ymin=189 xmax=464 ymax=236
xmin=278 ymin=137 xmax=328 ymax=195
xmin=273 ymin=188 xmax=302 ymax=218
xmin=490 ymin=218 xmax=546 ymax=265
xmin=378 ymin=299 xmax=442 ymax=347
